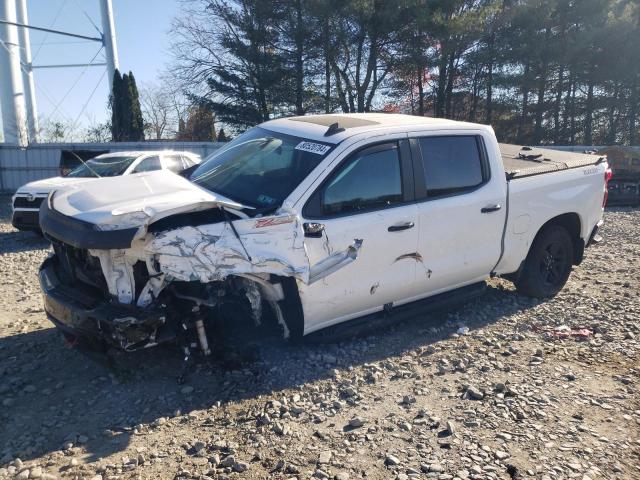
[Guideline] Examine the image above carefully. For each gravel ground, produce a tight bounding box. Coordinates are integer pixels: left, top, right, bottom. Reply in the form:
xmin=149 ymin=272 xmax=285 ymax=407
xmin=0 ymin=197 xmax=638 ymax=480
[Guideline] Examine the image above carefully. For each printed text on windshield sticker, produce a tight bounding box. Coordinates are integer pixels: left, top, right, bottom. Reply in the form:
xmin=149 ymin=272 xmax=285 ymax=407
xmin=295 ymin=141 xmax=331 ymax=155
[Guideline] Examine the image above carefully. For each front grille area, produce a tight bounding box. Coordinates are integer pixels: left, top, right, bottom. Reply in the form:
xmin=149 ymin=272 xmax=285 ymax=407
xmin=52 ymin=241 xmax=108 ymax=293
xmin=13 ymin=196 xmax=45 ymax=209
xmin=51 ymin=241 xmax=150 ymax=304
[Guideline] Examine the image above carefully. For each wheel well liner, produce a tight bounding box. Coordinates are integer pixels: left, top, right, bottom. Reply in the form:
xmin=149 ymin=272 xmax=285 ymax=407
xmin=534 ymin=212 xmax=584 ymax=265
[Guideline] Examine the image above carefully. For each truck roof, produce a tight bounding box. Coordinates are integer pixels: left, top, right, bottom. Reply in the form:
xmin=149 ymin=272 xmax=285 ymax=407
xmin=262 ymin=113 xmax=489 ymax=144
xmin=500 ymin=144 xmax=606 ymax=179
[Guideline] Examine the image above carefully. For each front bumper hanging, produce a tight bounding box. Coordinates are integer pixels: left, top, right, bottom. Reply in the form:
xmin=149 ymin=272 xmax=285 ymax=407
xmin=39 ymin=255 xmax=175 ymax=351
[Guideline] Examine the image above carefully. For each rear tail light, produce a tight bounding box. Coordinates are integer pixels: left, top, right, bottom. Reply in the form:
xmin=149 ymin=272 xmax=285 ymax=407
xmin=603 ymin=168 xmax=613 ymax=207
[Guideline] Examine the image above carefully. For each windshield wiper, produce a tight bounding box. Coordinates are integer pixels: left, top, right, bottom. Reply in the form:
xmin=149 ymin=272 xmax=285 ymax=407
xmin=220 ymin=206 xmax=252 ymax=262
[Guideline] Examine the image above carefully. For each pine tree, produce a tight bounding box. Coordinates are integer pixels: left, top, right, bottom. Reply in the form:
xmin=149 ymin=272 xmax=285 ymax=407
xmin=127 ymin=72 xmax=145 ymax=141
xmin=197 ymin=0 xmax=289 ymax=129
xmin=110 ymin=69 xmax=124 ymax=141
xmin=217 ymin=127 xmax=227 ymax=142
xmin=110 ymin=69 xmax=146 ymax=141
xmin=177 ymin=105 xmax=217 ymax=141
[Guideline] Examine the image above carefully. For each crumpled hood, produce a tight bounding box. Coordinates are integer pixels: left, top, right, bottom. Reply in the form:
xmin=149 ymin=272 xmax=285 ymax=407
xmin=50 ymin=170 xmax=249 ymax=231
xmin=17 ymin=176 xmax=95 ymax=194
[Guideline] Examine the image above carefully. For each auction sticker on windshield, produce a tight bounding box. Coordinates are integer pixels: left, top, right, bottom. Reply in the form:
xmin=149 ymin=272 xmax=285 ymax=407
xmin=295 ymin=141 xmax=331 ymax=155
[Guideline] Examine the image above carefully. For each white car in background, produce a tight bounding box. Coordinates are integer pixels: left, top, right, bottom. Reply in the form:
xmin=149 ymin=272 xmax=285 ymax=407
xmin=11 ymin=150 xmax=201 ymax=232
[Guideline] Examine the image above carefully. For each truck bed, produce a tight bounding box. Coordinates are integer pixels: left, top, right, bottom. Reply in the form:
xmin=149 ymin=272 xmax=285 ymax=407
xmin=500 ymin=144 xmax=605 ymax=180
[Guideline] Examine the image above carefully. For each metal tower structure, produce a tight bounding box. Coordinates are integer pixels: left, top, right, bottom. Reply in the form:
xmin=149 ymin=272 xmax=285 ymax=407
xmin=0 ymin=0 xmax=119 ymax=146
xmin=16 ymin=0 xmax=37 ymax=142
xmin=0 ymin=0 xmax=28 ymax=145
xmin=100 ymin=0 xmax=119 ymax=89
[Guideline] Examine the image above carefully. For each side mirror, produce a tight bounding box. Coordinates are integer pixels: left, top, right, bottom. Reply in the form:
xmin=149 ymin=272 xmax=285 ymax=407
xmin=303 ymin=222 xmax=325 ymax=238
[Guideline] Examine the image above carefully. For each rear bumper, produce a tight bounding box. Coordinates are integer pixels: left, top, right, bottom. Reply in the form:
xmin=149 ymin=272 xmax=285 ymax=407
xmin=11 ymin=209 xmax=41 ymax=231
xmin=39 ymin=255 xmax=175 ymax=351
xmin=586 ymin=220 xmax=604 ymax=248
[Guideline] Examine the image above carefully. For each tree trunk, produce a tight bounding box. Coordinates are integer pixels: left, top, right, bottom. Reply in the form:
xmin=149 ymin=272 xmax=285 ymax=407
xmin=485 ymin=33 xmax=495 ymax=124
xmin=553 ymin=64 xmax=565 ymax=144
xmin=533 ymin=63 xmax=547 ymax=145
xmin=562 ymin=70 xmax=573 ymax=144
xmin=324 ymin=16 xmax=331 ymax=113
xmin=435 ymin=48 xmax=448 ymax=117
xmin=629 ymin=74 xmax=638 ymax=145
xmin=444 ymin=52 xmax=455 ymax=118
xmin=584 ymin=80 xmax=594 ymax=146
xmin=569 ymin=80 xmax=576 ymax=145
xmin=606 ymin=83 xmax=620 ymax=145
xmin=470 ymin=67 xmax=479 ymax=122
xmin=517 ymin=61 xmax=530 ymax=144
xmin=294 ymin=0 xmax=304 ymax=115
xmin=417 ymin=68 xmax=425 ymax=116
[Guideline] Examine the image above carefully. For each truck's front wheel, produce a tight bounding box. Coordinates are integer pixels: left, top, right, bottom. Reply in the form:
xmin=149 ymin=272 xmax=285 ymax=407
xmin=515 ymin=225 xmax=574 ymax=298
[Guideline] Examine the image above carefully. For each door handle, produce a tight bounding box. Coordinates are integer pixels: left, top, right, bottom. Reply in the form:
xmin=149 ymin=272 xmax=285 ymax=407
xmin=388 ymin=221 xmax=415 ymax=232
xmin=481 ymin=204 xmax=502 ymax=213
xmin=303 ymin=222 xmax=325 ymax=238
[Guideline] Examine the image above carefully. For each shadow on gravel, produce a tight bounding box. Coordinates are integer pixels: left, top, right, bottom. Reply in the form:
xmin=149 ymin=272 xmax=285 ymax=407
xmin=0 ymin=229 xmax=49 ymax=254
xmin=0 ymin=284 xmax=543 ymax=465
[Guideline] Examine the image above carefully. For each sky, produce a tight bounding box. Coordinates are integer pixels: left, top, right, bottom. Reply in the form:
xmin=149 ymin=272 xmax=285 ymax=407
xmin=13 ymin=0 xmax=181 ymax=135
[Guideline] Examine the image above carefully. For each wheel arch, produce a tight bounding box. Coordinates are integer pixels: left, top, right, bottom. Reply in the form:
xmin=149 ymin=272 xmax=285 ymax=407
xmin=505 ymin=212 xmax=584 ymax=284
xmin=537 ymin=212 xmax=584 ymax=265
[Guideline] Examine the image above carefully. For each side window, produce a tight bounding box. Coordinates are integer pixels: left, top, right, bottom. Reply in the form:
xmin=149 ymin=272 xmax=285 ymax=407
xmin=419 ymin=136 xmax=485 ymax=198
xmin=164 ymin=155 xmax=184 ymax=173
xmin=132 ymin=156 xmax=162 ymax=173
xmin=321 ymin=143 xmax=403 ymax=216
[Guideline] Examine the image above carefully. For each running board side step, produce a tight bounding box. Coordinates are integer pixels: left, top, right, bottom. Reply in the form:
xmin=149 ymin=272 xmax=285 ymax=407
xmin=305 ymin=282 xmax=487 ymax=343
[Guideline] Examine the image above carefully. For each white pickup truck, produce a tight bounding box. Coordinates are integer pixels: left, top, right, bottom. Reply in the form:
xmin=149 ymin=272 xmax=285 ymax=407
xmin=38 ymin=114 xmax=610 ymax=358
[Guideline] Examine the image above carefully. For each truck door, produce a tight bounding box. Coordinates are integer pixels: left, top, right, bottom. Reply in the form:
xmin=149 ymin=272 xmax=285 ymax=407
xmin=299 ymin=139 xmax=419 ymax=334
xmin=409 ymin=134 xmax=506 ymax=296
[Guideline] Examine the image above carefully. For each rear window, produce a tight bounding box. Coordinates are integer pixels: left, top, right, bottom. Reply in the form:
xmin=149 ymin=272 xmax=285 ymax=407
xmin=419 ymin=136 xmax=485 ymax=198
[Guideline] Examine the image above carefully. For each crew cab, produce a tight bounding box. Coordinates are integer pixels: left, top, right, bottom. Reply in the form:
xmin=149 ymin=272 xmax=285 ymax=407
xmin=11 ymin=150 xmax=201 ymax=232
xmin=37 ymin=114 xmax=610 ymax=357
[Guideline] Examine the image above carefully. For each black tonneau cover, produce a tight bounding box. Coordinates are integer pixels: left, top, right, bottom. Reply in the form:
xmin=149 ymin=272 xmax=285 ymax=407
xmin=500 ymin=144 xmax=605 ymax=180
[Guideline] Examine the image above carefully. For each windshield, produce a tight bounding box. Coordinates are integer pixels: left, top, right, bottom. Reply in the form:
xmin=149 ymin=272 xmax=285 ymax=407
xmin=190 ymin=127 xmax=333 ymax=209
xmin=65 ymin=155 xmax=137 ymax=178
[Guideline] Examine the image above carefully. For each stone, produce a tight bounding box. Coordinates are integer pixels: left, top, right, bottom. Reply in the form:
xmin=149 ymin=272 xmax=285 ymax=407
xmin=494 ymin=450 xmax=510 ymax=460
xmin=29 ymin=466 xmax=43 ymax=479
xmin=385 ymin=454 xmax=401 ymax=466
xmin=466 ymin=387 xmax=484 ymax=400
xmin=318 ymin=451 xmax=332 ymax=464
xmin=233 ymin=461 xmax=248 ymax=473
xmin=348 ymin=417 xmax=365 ymax=428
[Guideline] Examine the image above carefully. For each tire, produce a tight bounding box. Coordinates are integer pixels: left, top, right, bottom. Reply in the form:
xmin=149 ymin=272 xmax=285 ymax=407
xmin=515 ymin=225 xmax=574 ymax=298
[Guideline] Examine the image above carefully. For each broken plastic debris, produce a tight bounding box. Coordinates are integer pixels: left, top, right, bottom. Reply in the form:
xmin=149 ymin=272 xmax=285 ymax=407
xmin=534 ymin=324 xmax=592 ymax=339
xmin=553 ymin=326 xmax=592 ymax=339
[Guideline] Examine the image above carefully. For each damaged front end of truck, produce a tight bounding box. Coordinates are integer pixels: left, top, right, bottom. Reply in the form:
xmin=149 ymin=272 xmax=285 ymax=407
xmin=37 ymin=170 xmax=361 ymax=365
